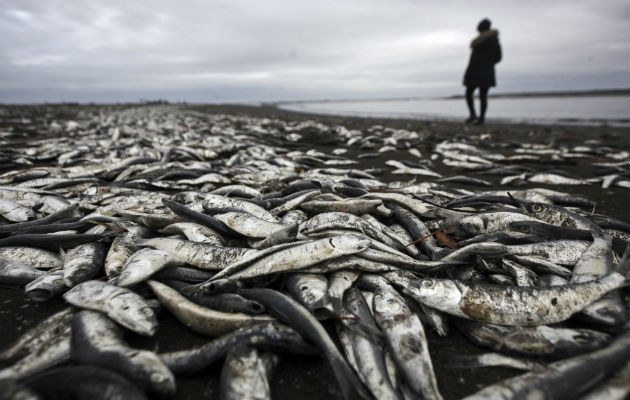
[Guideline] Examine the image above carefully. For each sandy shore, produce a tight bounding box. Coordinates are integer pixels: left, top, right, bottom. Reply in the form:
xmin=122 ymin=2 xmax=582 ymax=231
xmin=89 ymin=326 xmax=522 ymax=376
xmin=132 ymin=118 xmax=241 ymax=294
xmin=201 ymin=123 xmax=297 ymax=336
xmin=0 ymin=103 xmax=628 ymax=399
xmin=190 ymin=103 xmax=630 ymax=223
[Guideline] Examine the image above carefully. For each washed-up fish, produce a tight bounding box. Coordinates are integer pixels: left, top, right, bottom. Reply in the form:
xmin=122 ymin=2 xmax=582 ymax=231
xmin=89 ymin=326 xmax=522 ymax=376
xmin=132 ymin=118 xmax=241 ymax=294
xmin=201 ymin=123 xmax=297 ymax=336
xmin=0 ymin=199 xmax=35 ymax=222
xmin=213 ymin=211 xmax=288 ymax=238
xmin=71 ymin=310 xmax=175 ymax=395
xmin=338 ymin=287 xmax=400 ymax=400
xmin=0 ymin=255 xmax=44 ymax=286
xmin=159 ymin=222 xmax=225 ymax=245
xmin=579 ymin=363 xmax=630 ymax=400
xmin=0 ymin=323 xmax=71 ymax=380
xmin=63 ymin=280 xmax=158 ymax=336
xmin=239 ymin=288 xmax=370 ymax=400
xmin=0 ymin=308 xmax=73 ymax=363
xmin=24 ymin=268 xmax=66 ymax=301
xmin=446 ymin=352 xmax=544 ymax=371
xmin=453 ymin=319 xmax=611 ymax=357
xmin=160 ymin=322 xmax=314 ymax=375
xmin=117 ymin=248 xmax=182 ymax=287
xmin=202 ymin=194 xmax=279 ymax=223
xmin=21 ymin=366 xmax=147 ymax=400
xmin=462 ymin=328 xmax=630 ymax=399
xmin=0 ymin=246 xmax=63 ymax=269
xmin=570 ymin=232 xmax=626 ymax=326
xmin=104 ymin=224 xmax=151 ymax=277
xmin=457 ymin=212 xmax=542 ymax=236
xmin=135 ymin=237 xmax=254 ymax=270
xmin=327 ymin=270 xmax=360 ymax=315
xmin=177 ymin=286 xmax=265 ymax=315
xmin=367 ymin=276 xmax=443 ymax=400
xmin=62 ymin=241 xmax=106 ymax=287
xmin=219 ymin=345 xmax=278 ymax=400
xmin=148 ymin=280 xmax=273 ymax=336
xmin=520 ymin=202 xmax=601 ymax=231
xmin=286 ymin=273 xmax=333 ymax=318
xmin=225 ymin=235 xmax=370 ymax=280
xmin=300 ymin=198 xmax=383 ymax=215
xmin=300 ymin=212 xmax=403 ymax=250
xmin=405 ymin=267 xmax=628 ymax=326
xmin=0 ymin=204 xmax=78 ymax=236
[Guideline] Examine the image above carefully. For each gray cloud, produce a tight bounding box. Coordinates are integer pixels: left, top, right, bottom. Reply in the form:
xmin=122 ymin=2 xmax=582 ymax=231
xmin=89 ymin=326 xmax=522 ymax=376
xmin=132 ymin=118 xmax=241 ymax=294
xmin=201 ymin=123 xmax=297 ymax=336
xmin=1 ymin=0 xmax=628 ymax=103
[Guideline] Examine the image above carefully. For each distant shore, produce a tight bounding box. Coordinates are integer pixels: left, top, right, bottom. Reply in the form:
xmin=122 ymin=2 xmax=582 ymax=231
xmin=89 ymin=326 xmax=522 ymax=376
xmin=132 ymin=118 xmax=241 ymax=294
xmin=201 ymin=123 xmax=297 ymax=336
xmin=267 ymin=88 xmax=630 ymax=106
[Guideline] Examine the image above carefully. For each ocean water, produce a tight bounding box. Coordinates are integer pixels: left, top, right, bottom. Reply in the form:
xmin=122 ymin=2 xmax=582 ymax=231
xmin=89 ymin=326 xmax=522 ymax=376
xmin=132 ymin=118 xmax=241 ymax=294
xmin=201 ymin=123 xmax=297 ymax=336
xmin=279 ymin=95 xmax=630 ymax=127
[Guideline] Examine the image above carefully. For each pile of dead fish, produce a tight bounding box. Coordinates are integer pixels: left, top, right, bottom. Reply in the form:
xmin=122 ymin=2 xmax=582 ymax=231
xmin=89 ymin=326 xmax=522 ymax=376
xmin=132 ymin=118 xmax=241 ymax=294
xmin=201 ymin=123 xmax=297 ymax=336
xmin=0 ymin=104 xmax=629 ymax=400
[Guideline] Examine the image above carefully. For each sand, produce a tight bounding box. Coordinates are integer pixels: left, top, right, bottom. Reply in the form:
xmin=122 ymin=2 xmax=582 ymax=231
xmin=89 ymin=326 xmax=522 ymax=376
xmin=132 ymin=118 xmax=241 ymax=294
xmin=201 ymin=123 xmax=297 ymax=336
xmin=0 ymin=103 xmax=628 ymax=399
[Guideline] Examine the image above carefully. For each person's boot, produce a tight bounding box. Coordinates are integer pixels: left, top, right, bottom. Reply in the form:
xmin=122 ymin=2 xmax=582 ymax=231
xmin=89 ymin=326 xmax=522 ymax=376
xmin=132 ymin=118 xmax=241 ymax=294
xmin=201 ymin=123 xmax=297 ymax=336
xmin=465 ymin=115 xmax=477 ymax=123
xmin=473 ymin=117 xmax=485 ymax=125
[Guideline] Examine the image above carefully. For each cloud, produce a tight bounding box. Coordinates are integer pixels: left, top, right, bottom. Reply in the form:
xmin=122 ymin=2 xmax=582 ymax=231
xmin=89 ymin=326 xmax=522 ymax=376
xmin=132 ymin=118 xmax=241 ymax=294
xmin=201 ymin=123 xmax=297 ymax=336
xmin=1 ymin=0 xmax=628 ymax=102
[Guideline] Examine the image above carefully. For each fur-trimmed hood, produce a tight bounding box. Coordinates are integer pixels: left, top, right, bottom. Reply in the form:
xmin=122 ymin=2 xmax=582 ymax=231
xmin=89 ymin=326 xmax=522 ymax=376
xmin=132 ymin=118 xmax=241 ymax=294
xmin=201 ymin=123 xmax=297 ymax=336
xmin=471 ymin=29 xmax=499 ymax=48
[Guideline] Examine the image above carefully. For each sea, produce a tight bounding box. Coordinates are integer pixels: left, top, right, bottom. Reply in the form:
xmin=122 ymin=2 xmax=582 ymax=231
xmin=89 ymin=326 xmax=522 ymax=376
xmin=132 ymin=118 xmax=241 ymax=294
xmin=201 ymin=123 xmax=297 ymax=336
xmin=278 ymin=95 xmax=630 ymax=127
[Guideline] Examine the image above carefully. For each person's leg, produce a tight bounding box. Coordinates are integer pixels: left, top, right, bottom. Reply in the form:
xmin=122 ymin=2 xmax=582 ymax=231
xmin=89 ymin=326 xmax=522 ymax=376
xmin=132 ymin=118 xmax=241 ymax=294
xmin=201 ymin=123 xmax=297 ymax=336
xmin=465 ymin=86 xmax=476 ymax=122
xmin=476 ymin=86 xmax=489 ymax=124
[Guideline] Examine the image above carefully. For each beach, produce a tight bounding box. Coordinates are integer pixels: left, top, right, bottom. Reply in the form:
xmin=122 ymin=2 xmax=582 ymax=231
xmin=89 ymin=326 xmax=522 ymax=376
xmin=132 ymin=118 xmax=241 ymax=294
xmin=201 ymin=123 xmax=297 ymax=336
xmin=1 ymin=103 xmax=629 ymax=399
xmin=190 ymin=103 xmax=630 ymax=224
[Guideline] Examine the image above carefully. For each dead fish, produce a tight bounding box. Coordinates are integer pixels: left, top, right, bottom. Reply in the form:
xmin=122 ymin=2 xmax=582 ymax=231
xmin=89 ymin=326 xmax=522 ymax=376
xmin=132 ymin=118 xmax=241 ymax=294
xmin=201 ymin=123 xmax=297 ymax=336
xmin=0 ymin=255 xmax=44 ymax=286
xmin=226 ymin=235 xmax=371 ymax=280
xmin=0 ymin=199 xmax=35 ymax=222
xmin=71 ymin=310 xmax=175 ymax=395
xmin=239 ymin=288 xmax=370 ymax=400
xmin=117 ymin=248 xmax=182 ymax=287
xmin=285 ymin=273 xmax=333 ymax=318
xmin=63 ymin=280 xmax=158 ymax=336
xmin=219 ymin=345 xmax=278 ymax=400
xmin=453 ymin=319 xmax=611 ymax=357
xmin=135 ymin=237 xmax=254 ymax=270
xmin=462 ymin=328 xmax=630 ymax=399
xmin=160 ymin=322 xmax=313 ymax=375
xmin=405 ymin=268 xmax=628 ymax=326
xmin=147 ymin=280 xmax=273 ymax=337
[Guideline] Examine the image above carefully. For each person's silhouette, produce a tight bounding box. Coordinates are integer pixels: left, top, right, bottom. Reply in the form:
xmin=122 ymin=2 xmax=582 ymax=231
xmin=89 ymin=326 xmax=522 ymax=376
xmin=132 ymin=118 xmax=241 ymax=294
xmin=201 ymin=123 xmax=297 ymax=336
xmin=463 ymin=18 xmax=502 ymax=125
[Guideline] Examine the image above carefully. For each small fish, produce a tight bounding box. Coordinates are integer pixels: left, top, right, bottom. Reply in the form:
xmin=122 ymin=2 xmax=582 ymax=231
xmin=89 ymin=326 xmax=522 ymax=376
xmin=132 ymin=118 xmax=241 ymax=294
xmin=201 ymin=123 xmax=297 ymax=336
xmin=405 ymin=269 xmax=627 ymax=326
xmin=63 ymin=280 xmax=158 ymax=336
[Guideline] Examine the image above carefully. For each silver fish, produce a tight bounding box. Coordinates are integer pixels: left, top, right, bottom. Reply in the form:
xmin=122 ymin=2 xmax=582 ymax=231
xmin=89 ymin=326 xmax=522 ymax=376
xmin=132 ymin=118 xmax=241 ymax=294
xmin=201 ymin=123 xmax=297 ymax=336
xmin=63 ymin=280 xmax=158 ymax=336
xmin=71 ymin=310 xmax=175 ymax=395
xmin=406 ymin=270 xmax=627 ymax=326
xmin=148 ymin=280 xmax=273 ymax=337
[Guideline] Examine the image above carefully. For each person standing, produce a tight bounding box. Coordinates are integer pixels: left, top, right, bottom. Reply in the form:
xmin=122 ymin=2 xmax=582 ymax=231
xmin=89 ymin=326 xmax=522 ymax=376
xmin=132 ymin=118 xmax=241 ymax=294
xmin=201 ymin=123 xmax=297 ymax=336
xmin=463 ymin=18 xmax=502 ymax=125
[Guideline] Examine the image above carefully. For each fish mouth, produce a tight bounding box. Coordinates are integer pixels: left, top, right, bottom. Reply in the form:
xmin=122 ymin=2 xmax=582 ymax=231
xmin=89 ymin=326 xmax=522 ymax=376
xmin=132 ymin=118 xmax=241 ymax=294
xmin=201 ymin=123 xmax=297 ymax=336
xmin=27 ymin=288 xmax=53 ymax=301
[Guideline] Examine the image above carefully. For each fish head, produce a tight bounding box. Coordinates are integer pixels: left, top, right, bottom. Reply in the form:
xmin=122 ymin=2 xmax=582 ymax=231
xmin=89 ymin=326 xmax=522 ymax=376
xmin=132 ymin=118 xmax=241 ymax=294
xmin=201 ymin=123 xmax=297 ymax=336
xmin=522 ymin=202 xmax=553 ymax=219
xmin=508 ymin=221 xmax=532 ymax=234
xmin=107 ymin=292 xmax=158 ymax=336
xmin=408 ymin=278 xmax=462 ymax=314
xmin=128 ymin=350 xmax=176 ymax=394
xmin=459 ymin=215 xmax=485 ymax=235
xmin=329 ymin=235 xmax=371 ymax=253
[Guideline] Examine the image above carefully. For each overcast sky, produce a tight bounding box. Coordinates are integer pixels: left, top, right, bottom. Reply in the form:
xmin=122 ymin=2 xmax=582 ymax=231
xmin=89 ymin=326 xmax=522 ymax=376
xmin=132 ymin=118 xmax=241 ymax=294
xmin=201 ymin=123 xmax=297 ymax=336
xmin=2 ymin=0 xmax=629 ymax=103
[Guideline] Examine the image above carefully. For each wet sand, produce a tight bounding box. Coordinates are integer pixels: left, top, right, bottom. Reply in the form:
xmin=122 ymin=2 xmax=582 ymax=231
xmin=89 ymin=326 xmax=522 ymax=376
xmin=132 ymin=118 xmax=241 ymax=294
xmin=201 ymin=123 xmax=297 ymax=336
xmin=0 ymin=103 xmax=628 ymax=399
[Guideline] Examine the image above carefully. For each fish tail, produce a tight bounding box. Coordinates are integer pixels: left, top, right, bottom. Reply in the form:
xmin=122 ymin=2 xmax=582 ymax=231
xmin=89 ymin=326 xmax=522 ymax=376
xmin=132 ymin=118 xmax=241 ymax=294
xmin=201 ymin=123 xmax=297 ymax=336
xmin=617 ymin=242 xmax=630 ymax=281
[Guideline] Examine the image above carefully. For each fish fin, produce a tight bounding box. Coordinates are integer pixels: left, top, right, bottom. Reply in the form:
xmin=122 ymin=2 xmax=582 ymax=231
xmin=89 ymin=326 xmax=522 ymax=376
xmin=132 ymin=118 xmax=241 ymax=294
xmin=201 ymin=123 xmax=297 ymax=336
xmin=616 ymin=242 xmax=630 ymax=281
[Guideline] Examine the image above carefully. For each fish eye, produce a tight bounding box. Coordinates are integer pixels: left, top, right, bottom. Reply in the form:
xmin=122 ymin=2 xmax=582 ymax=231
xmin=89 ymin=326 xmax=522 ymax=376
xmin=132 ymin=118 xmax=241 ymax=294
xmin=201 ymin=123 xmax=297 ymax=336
xmin=141 ymin=307 xmax=154 ymax=317
xmin=532 ymin=204 xmax=543 ymax=212
xmin=573 ymin=334 xmax=589 ymax=343
xmin=463 ymin=223 xmax=478 ymax=233
xmin=421 ymin=279 xmax=435 ymax=289
xmin=519 ymin=225 xmax=530 ymax=233
xmin=151 ymin=372 xmax=167 ymax=383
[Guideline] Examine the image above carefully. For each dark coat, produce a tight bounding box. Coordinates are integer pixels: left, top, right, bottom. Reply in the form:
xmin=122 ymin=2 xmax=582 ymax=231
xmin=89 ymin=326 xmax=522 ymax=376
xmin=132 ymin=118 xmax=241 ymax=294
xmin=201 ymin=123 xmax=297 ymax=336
xmin=464 ymin=29 xmax=502 ymax=88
